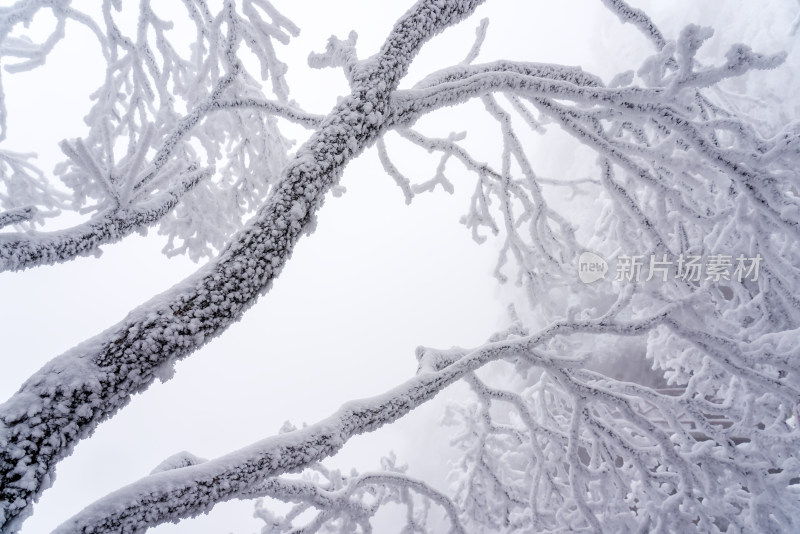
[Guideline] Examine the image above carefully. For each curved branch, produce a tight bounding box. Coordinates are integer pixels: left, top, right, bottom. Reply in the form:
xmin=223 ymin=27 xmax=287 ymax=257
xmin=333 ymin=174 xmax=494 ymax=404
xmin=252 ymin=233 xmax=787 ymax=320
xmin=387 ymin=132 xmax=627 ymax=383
xmin=355 ymin=473 xmax=466 ymax=534
xmin=244 ymin=476 xmax=372 ymax=517
xmin=245 ymin=471 xmax=466 ymax=534
xmin=414 ymin=60 xmax=603 ymax=90
xmin=598 ymin=0 xmax=667 ymax=51
xmin=393 ymin=70 xmax=665 ymax=126
xmin=393 ymin=69 xmax=800 ymax=241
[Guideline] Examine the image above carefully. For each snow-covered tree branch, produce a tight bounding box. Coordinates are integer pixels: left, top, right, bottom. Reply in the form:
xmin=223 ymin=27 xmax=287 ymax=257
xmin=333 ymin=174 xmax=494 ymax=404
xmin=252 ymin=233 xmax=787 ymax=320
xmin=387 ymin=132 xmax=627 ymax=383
xmin=0 ymin=0 xmax=305 ymax=268
xmin=51 ymin=309 xmax=676 ymax=533
xmin=1 ymin=0 xmax=799 ymax=532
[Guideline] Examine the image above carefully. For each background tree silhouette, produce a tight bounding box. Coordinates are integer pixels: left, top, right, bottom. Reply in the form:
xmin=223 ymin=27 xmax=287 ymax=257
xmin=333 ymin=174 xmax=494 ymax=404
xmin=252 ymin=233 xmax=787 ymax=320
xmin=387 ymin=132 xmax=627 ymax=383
xmin=1 ymin=0 xmax=799 ymax=532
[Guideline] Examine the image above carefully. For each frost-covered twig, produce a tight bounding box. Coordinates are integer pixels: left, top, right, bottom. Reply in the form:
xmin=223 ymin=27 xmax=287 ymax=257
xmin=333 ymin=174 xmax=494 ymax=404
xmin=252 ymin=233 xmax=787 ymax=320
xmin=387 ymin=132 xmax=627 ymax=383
xmin=598 ymin=0 xmax=667 ymax=51
xmin=0 ymin=166 xmax=211 ymax=271
xmin=0 ymin=0 xmax=105 ymax=141
xmin=0 ymin=150 xmax=67 ymax=229
xmin=0 ymin=205 xmax=33 ymax=228
xmin=247 ymin=467 xmax=466 ymax=534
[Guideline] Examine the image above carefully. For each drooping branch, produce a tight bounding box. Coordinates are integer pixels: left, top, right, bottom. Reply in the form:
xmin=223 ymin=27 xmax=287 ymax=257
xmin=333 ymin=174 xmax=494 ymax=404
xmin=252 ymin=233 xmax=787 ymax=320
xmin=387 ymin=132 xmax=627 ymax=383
xmin=393 ymin=71 xmax=665 ymax=124
xmin=245 ymin=460 xmax=466 ymax=532
xmin=598 ymin=0 xmax=667 ymax=51
xmin=392 ymin=60 xmax=798 ymax=251
xmin=413 ymin=60 xmax=603 ymax=91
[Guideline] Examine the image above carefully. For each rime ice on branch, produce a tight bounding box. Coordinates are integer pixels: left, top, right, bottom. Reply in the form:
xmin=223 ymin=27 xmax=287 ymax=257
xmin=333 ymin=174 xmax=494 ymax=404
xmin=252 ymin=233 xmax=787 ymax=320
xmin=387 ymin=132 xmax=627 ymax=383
xmin=0 ymin=0 xmax=306 ymax=269
xmin=2 ymin=0 xmax=800 ymax=532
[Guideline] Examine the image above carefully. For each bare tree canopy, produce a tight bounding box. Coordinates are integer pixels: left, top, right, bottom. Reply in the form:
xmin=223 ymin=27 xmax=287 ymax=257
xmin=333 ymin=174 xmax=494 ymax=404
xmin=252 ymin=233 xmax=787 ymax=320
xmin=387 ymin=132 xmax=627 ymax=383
xmin=1 ymin=0 xmax=799 ymax=532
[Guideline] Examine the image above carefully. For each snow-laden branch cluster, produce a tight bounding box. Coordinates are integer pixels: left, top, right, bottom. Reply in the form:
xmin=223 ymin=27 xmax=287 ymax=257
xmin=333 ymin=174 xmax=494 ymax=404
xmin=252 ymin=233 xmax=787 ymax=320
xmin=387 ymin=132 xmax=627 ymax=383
xmin=364 ymin=0 xmax=800 ymax=530
xmin=0 ymin=0 xmax=307 ymax=270
xmin=443 ymin=315 xmax=800 ymax=531
xmin=1 ymin=0 xmax=800 ymax=532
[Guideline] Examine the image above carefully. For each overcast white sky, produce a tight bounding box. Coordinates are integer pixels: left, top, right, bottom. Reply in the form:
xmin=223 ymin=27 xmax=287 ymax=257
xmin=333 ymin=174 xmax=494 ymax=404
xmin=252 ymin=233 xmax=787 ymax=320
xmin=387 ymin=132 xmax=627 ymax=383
xmin=1 ymin=1 xmax=797 ymax=532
